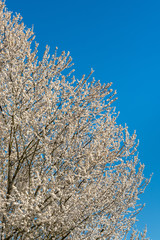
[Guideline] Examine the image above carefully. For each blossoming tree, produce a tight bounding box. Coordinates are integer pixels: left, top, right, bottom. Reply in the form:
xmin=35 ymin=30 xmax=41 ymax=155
xmin=0 ymin=1 xmax=150 ymax=239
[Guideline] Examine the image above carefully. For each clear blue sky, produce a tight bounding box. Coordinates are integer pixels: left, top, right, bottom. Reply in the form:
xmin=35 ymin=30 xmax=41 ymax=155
xmin=6 ymin=0 xmax=160 ymax=239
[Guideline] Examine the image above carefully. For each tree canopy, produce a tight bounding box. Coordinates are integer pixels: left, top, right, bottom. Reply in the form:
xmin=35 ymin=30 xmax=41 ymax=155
xmin=0 ymin=1 xmax=150 ymax=239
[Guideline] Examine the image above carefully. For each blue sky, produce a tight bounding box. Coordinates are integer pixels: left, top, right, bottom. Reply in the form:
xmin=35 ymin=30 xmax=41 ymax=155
xmin=6 ymin=0 xmax=160 ymax=239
